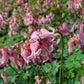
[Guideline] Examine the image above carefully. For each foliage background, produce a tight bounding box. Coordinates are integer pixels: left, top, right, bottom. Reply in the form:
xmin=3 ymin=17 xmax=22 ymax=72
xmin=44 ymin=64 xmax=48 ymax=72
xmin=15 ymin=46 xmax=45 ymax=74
xmin=0 ymin=0 xmax=84 ymax=84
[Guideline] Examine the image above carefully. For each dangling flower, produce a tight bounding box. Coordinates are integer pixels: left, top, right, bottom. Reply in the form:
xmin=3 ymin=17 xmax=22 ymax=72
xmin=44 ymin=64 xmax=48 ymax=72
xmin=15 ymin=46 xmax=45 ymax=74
xmin=81 ymin=76 xmax=84 ymax=84
xmin=67 ymin=34 xmax=81 ymax=55
xmin=67 ymin=38 xmax=74 ymax=55
xmin=35 ymin=75 xmax=45 ymax=84
xmin=58 ymin=23 xmax=72 ymax=34
xmin=1 ymin=72 xmax=8 ymax=84
xmin=30 ymin=41 xmax=40 ymax=60
xmin=0 ymin=49 xmax=9 ymax=66
xmin=81 ymin=59 xmax=84 ymax=65
xmin=21 ymin=40 xmax=32 ymax=65
xmin=35 ymin=76 xmax=42 ymax=84
xmin=29 ymin=29 xmax=55 ymax=63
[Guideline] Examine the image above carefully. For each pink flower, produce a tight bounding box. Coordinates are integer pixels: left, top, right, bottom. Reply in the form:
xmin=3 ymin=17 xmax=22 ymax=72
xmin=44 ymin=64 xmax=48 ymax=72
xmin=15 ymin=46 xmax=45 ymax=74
xmin=58 ymin=23 xmax=72 ymax=34
xmin=29 ymin=29 xmax=56 ymax=63
xmin=35 ymin=75 xmax=45 ymax=84
xmin=0 ymin=12 xmax=8 ymax=30
xmin=67 ymin=38 xmax=74 ymax=55
xmin=0 ymin=49 xmax=9 ymax=66
xmin=8 ymin=30 xmax=12 ymax=38
xmin=7 ymin=9 xmax=20 ymax=37
xmin=37 ymin=0 xmax=41 ymax=5
xmin=21 ymin=40 xmax=33 ymax=65
xmin=67 ymin=0 xmax=82 ymax=12
xmin=57 ymin=4 xmax=60 ymax=9
xmin=1 ymin=72 xmax=8 ymax=84
xmin=7 ymin=42 xmax=24 ymax=70
xmin=47 ymin=80 xmax=51 ymax=84
xmin=30 ymin=41 xmax=40 ymax=60
xmin=62 ymin=13 xmax=65 ymax=18
xmin=38 ymin=13 xmax=54 ymax=26
xmin=68 ymin=34 xmax=81 ymax=55
xmin=23 ymin=3 xmax=30 ymax=11
xmin=16 ymin=0 xmax=24 ymax=5
xmin=81 ymin=76 xmax=84 ymax=84
xmin=35 ymin=76 xmax=42 ymax=84
xmin=67 ymin=34 xmax=81 ymax=55
xmin=23 ymin=11 xmax=37 ymax=33
xmin=81 ymin=59 xmax=84 ymax=65
xmin=30 ymin=29 xmax=55 ymax=42
xmin=21 ymin=31 xmax=29 ymax=39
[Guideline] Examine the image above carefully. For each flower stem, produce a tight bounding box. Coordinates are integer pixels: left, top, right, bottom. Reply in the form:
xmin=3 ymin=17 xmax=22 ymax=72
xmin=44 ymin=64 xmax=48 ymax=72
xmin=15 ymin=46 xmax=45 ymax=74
xmin=31 ymin=65 xmax=46 ymax=84
xmin=8 ymin=63 xmax=29 ymax=84
xmin=54 ymin=0 xmax=57 ymax=9
xmin=41 ymin=64 xmax=52 ymax=84
xmin=59 ymin=33 xmax=64 ymax=84
xmin=83 ymin=66 xmax=84 ymax=76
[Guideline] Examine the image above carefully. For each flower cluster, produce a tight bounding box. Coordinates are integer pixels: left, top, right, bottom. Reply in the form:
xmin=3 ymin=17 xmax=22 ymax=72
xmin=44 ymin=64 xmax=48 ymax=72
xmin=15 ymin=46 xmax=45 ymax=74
xmin=23 ymin=3 xmax=37 ymax=33
xmin=67 ymin=0 xmax=82 ymax=11
xmin=38 ymin=12 xmax=54 ymax=26
xmin=0 ymin=0 xmax=55 ymax=38
xmin=7 ymin=9 xmax=20 ymax=37
xmin=67 ymin=18 xmax=84 ymax=55
xmin=0 ymin=11 xmax=8 ymax=31
xmin=23 ymin=3 xmax=54 ymax=34
xmin=0 ymin=28 xmax=60 ymax=69
xmin=67 ymin=0 xmax=84 ymax=17
xmin=33 ymin=0 xmax=53 ymax=13
xmin=0 ymin=42 xmax=24 ymax=70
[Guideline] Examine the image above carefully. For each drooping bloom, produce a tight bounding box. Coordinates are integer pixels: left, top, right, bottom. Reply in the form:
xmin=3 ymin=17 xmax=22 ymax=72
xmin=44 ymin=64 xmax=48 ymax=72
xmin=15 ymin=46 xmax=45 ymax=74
xmin=22 ymin=28 xmax=59 ymax=65
xmin=38 ymin=13 xmax=54 ymax=26
xmin=29 ymin=28 xmax=56 ymax=63
xmin=0 ymin=48 xmax=9 ymax=66
xmin=6 ymin=41 xmax=24 ymax=70
xmin=1 ymin=72 xmax=8 ymax=84
xmin=81 ymin=76 xmax=84 ymax=84
xmin=35 ymin=75 xmax=45 ymax=84
xmin=81 ymin=59 xmax=84 ymax=65
xmin=67 ymin=0 xmax=82 ymax=12
xmin=35 ymin=76 xmax=42 ymax=84
xmin=67 ymin=38 xmax=74 ymax=55
xmin=67 ymin=34 xmax=81 ymax=55
xmin=23 ymin=10 xmax=37 ymax=33
xmin=0 ymin=11 xmax=8 ymax=30
xmin=58 ymin=23 xmax=72 ymax=34
xmin=7 ymin=9 xmax=20 ymax=38
xmin=21 ymin=40 xmax=33 ymax=65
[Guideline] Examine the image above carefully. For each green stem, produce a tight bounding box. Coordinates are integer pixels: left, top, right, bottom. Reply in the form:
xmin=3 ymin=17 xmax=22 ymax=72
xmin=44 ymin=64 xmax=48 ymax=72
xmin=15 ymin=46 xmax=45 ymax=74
xmin=54 ymin=0 xmax=57 ymax=9
xmin=41 ymin=64 xmax=52 ymax=84
xmin=80 ymin=79 xmax=81 ymax=84
xmin=59 ymin=33 xmax=64 ymax=84
xmin=83 ymin=65 xmax=84 ymax=76
xmin=8 ymin=63 xmax=29 ymax=84
xmin=31 ymin=65 xmax=46 ymax=84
